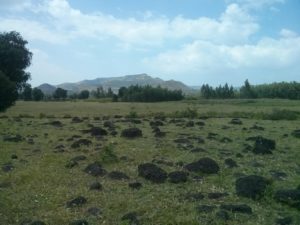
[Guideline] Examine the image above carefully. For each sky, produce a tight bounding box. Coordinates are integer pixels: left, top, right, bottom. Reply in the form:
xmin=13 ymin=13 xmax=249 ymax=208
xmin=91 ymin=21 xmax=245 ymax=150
xmin=0 ymin=0 xmax=300 ymax=87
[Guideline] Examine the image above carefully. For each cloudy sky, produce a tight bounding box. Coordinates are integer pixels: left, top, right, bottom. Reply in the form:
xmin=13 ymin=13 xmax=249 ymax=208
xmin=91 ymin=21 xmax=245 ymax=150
xmin=0 ymin=0 xmax=299 ymax=87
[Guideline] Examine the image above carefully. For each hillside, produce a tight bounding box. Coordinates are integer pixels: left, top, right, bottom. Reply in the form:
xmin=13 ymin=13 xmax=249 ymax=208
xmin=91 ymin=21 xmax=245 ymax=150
xmin=37 ymin=74 xmax=194 ymax=94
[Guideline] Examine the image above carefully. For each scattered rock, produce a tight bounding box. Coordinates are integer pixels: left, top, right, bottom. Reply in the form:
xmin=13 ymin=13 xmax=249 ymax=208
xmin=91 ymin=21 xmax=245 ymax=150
xmin=66 ymin=196 xmax=87 ymax=208
xmin=196 ymin=205 xmax=217 ymax=213
xmin=216 ymin=210 xmax=230 ymax=221
xmin=84 ymin=162 xmax=107 ymax=177
xmin=185 ymin=157 xmax=220 ymax=174
xmin=208 ymin=192 xmax=229 ymax=199
xmin=89 ymin=181 xmax=102 ymax=190
xmin=184 ymin=192 xmax=205 ymax=201
xmin=270 ymin=170 xmax=288 ymax=180
xmin=71 ymin=139 xmax=92 ymax=148
xmin=69 ymin=219 xmax=88 ymax=225
xmin=11 ymin=154 xmax=18 ymax=159
xmin=186 ymin=121 xmax=195 ymax=127
xmin=71 ymin=155 xmax=87 ymax=162
xmin=129 ymin=182 xmax=142 ymax=190
xmin=252 ymin=136 xmax=276 ymax=154
xmin=190 ymin=147 xmax=207 ymax=153
xmin=220 ymin=137 xmax=233 ymax=143
xmin=138 ymin=163 xmax=167 ymax=183
xmin=108 ymin=171 xmax=129 ymax=180
xmin=65 ymin=160 xmax=78 ymax=168
xmin=274 ymin=189 xmax=300 ymax=209
xmin=2 ymin=163 xmax=14 ymax=172
xmin=174 ymin=138 xmax=190 ymax=144
xmin=150 ymin=120 xmax=164 ymax=127
xmin=291 ymin=129 xmax=300 ymax=138
xmin=229 ymin=118 xmax=243 ymax=125
xmin=275 ymin=217 xmax=293 ymax=225
xmin=250 ymin=124 xmax=265 ymax=130
xmin=121 ymin=128 xmax=142 ymax=138
xmin=3 ymin=134 xmax=23 ymax=142
xmin=236 ymin=175 xmax=270 ymax=199
xmin=196 ymin=121 xmax=205 ymax=126
xmin=220 ymin=204 xmax=252 ymax=214
xmin=103 ymin=121 xmax=114 ymax=129
xmin=154 ymin=131 xmax=166 ymax=138
xmin=87 ymin=207 xmax=102 ymax=217
xmin=49 ymin=121 xmax=63 ymax=127
xmin=224 ymin=158 xmax=238 ymax=168
xmin=71 ymin=117 xmax=83 ymax=123
xmin=121 ymin=212 xmax=139 ymax=225
xmin=30 ymin=221 xmax=46 ymax=225
xmin=82 ymin=127 xmax=108 ymax=136
xmin=168 ymin=171 xmax=188 ymax=183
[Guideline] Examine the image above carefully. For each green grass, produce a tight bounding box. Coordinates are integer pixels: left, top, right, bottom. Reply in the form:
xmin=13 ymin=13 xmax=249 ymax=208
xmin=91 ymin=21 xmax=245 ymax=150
xmin=0 ymin=100 xmax=300 ymax=225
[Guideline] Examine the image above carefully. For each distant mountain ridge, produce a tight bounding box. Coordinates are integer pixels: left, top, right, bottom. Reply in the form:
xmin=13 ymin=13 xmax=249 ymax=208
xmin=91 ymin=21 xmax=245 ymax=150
xmin=37 ymin=74 xmax=194 ymax=94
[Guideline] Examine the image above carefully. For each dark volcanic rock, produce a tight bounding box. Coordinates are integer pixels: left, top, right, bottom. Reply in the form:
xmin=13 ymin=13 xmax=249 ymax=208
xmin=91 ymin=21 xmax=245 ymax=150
xmin=121 ymin=212 xmax=139 ymax=225
xmin=121 ymin=128 xmax=142 ymax=138
xmin=168 ymin=171 xmax=188 ymax=183
xmin=49 ymin=120 xmax=63 ymax=127
xmin=87 ymin=207 xmax=102 ymax=216
xmin=275 ymin=217 xmax=293 ymax=225
xmin=224 ymin=158 xmax=238 ymax=168
xmin=184 ymin=192 xmax=205 ymax=201
xmin=11 ymin=154 xmax=18 ymax=159
xmin=216 ymin=210 xmax=230 ymax=221
xmin=229 ymin=118 xmax=243 ymax=125
xmin=84 ymin=127 xmax=108 ymax=136
xmin=30 ymin=221 xmax=46 ymax=225
xmin=108 ymin=171 xmax=129 ymax=180
xmin=2 ymin=163 xmax=14 ymax=172
xmin=154 ymin=131 xmax=166 ymax=138
xmin=269 ymin=170 xmax=288 ymax=180
xmin=84 ymin=162 xmax=107 ymax=177
xmin=220 ymin=204 xmax=252 ymax=214
xmin=236 ymin=175 xmax=270 ymax=199
xmin=208 ymin=192 xmax=229 ymax=199
xmin=291 ymin=129 xmax=300 ymax=138
xmin=69 ymin=219 xmax=89 ymax=225
xmin=150 ymin=120 xmax=164 ymax=127
xmin=89 ymin=181 xmax=102 ymax=190
xmin=71 ymin=139 xmax=92 ymax=148
xmin=196 ymin=205 xmax=217 ymax=213
xmin=65 ymin=160 xmax=78 ymax=168
xmin=3 ymin=134 xmax=23 ymax=142
xmin=250 ymin=124 xmax=265 ymax=130
xmin=104 ymin=121 xmax=115 ymax=129
xmin=66 ymin=196 xmax=87 ymax=208
xmin=185 ymin=157 xmax=220 ymax=174
xmin=138 ymin=163 xmax=167 ymax=183
xmin=220 ymin=137 xmax=232 ymax=143
xmin=274 ymin=189 xmax=300 ymax=209
xmin=71 ymin=155 xmax=87 ymax=162
xmin=174 ymin=138 xmax=190 ymax=144
xmin=71 ymin=117 xmax=83 ymax=123
xmin=129 ymin=182 xmax=142 ymax=190
xmin=253 ymin=136 xmax=276 ymax=154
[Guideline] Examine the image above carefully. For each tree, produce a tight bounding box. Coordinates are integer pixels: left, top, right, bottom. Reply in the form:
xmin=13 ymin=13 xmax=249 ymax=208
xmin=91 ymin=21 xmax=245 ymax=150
xmin=240 ymin=79 xmax=257 ymax=98
xmin=53 ymin=88 xmax=67 ymax=100
xmin=78 ymin=90 xmax=89 ymax=99
xmin=22 ymin=84 xmax=32 ymax=101
xmin=0 ymin=31 xmax=32 ymax=111
xmin=32 ymin=88 xmax=44 ymax=101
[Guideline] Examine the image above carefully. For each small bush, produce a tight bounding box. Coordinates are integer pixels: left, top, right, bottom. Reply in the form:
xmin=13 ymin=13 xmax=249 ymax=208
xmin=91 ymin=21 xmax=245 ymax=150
xmin=172 ymin=107 xmax=198 ymax=118
xmin=101 ymin=144 xmax=118 ymax=164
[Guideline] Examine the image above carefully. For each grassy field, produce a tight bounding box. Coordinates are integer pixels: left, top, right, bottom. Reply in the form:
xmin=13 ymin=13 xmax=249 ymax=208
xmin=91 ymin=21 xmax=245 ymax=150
xmin=1 ymin=99 xmax=300 ymax=225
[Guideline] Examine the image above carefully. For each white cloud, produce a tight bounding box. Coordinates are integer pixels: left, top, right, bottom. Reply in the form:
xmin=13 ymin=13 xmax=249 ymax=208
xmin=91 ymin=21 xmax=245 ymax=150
xmin=144 ymin=33 xmax=300 ymax=74
xmin=0 ymin=0 xmax=259 ymax=46
xmin=226 ymin=0 xmax=285 ymax=9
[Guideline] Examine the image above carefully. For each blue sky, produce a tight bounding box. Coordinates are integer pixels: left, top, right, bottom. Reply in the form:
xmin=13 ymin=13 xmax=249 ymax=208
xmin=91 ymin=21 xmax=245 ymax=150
xmin=0 ymin=0 xmax=299 ymax=87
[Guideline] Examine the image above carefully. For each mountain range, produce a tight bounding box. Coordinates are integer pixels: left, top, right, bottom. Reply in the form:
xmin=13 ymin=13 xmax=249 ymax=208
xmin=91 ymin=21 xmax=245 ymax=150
xmin=37 ymin=74 xmax=195 ymax=95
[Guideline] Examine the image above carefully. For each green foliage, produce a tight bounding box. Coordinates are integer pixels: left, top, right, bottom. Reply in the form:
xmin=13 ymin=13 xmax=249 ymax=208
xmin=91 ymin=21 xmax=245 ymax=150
xmin=100 ymin=144 xmax=118 ymax=164
xmin=0 ymin=31 xmax=32 ymax=111
xmin=240 ymin=79 xmax=257 ymax=99
xmin=0 ymin=71 xmax=18 ymax=111
xmin=262 ymin=109 xmax=298 ymax=120
xmin=53 ymin=88 xmax=67 ymax=100
xmin=32 ymin=88 xmax=44 ymax=101
xmin=21 ymin=84 xmax=32 ymax=101
xmin=78 ymin=90 xmax=90 ymax=99
xmin=118 ymin=85 xmax=184 ymax=102
xmin=173 ymin=107 xmax=198 ymax=118
xmin=126 ymin=110 xmax=138 ymax=118
xmin=200 ymin=83 xmax=235 ymax=99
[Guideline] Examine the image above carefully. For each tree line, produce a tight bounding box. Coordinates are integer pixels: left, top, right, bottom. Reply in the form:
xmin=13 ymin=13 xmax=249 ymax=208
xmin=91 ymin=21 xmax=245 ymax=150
xmin=200 ymin=80 xmax=300 ymax=100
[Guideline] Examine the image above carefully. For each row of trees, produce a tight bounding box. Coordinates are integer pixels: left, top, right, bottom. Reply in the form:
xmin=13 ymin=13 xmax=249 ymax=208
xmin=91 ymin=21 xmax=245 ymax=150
xmin=117 ymin=85 xmax=184 ymax=102
xmin=200 ymin=80 xmax=300 ymax=100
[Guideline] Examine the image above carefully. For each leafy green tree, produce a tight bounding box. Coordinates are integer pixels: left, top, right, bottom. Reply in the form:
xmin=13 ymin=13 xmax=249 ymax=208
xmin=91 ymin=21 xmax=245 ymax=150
xmin=22 ymin=84 xmax=32 ymax=101
xmin=240 ymin=79 xmax=257 ymax=99
xmin=78 ymin=90 xmax=89 ymax=99
xmin=0 ymin=31 xmax=32 ymax=111
xmin=32 ymin=88 xmax=44 ymax=101
xmin=53 ymin=88 xmax=67 ymax=100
